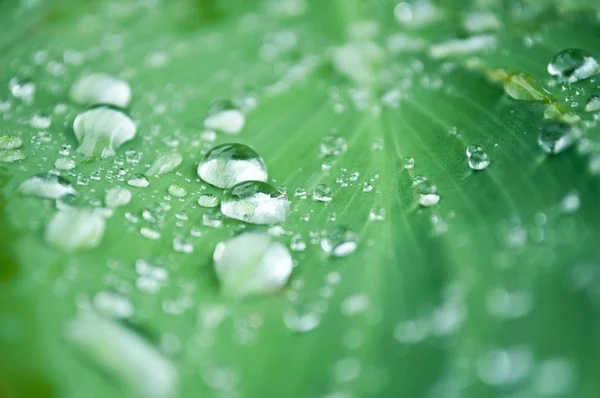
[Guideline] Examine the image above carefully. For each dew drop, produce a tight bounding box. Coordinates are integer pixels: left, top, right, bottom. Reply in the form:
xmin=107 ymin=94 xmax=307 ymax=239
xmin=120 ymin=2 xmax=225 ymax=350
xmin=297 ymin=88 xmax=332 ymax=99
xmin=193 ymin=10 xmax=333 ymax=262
xmin=140 ymin=227 xmax=161 ymax=240
xmin=203 ymin=211 xmax=223 ymax=228
xmin=69 ymin=73 xmax=132 ymax=108
xmin=146 ymin=152 xmax=183 ymax=178
xmin=94 ymin=291 xmax=134 ymax=319
xmin=197 ymin=194 xmax=220 ymax=208
xmin=504 ymin=72 xmax=550 ymax=102
xmin=290 ymin=234 xmax=306 ymax=251
xmin=204 ymin=100 xmax=245 ymax=135
xmin=321 ymin=226 xmax=359 ymax=257
xmin=18 ymin=173 xmax=76 ymax=199
xmin=0 ymin=149 xmax=25 ymax=163
xmin=73 ymin=106 xmax=137 ymax=158
xmin=466 ymin=144 xmax=490 ymax=170
xmin=320 ymin=135 xmax=348 ymax=156
xmin=548 ymin=49 xmax=600 ymax=83
xmin=197 ymin=143 xmax=267 ymax=189
xmin=221 ymin=181 xmax=289 ymax=225
xmin=403 ymin=157 xmax=414 ymax=169
xmin=105 ymin=187 xmax=132 ymax=208
xmin=413 ymin=179 xmax=440 ymax=207
xmin=167 ymin=184 xmax=187 ymax=198
xmin=54 ymin=158 xmax=76 ymax=171
xmin=46 ymin=208 xmax=106 ymax=251
xmin=312 ymin=184 xmax=333 ymax=202
xmin=128 ymin=174 xmax=150 ymax=188
xmin=0 ymin=134 xmax=23 ymax=150
xmin=585 ymin=95 xmax=600 ymax=112
xmin=538 ymin=121 xmax=579 ymax=155
xmin=9 ymin=77 xmax=35 ymax=103
xmin=213 ymin=231 xmax=293 ymax=297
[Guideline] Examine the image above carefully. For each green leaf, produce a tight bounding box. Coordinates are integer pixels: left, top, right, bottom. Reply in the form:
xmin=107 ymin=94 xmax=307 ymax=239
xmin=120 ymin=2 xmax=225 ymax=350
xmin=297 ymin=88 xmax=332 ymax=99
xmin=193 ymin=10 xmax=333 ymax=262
xmin=2 ymin=0 xmax=600 ymax=397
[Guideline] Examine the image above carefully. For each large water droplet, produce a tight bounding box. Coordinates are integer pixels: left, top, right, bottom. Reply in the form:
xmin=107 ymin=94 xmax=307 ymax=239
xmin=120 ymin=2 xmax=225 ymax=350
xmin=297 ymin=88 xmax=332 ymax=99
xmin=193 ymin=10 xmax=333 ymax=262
xmin=548 ymin=49 xmax=600 ymax=83
xmin=46 ymin=208 xmax=106 ymax=251
xmin=466 ymin=144 xmax=490 ymax=170
xmin=221 ymin=181 xmax=289 ymax=225
xmin=69 ymin=73 xmax=132 ymax=108
xmin=585 ymin=95 xmax=600 ymax=112
xmin=18 ymin=173 xmax=76 ymax=199
xmin=73 ymin=106 xmax=136 ymax=158
xmin=213 ymin=231 xmax=293 ymax=297
xmin=146 ymin=152 xmax=183 ymax=178
xmin=538 ymin=121 xmax=580 ymax=154
xmin=204 ymin=100 xmax=245 ymax=134
xmin=321 ymin=226 xmax=359 ymax=257
xmin=197 ymin=143 xmax=267 ymax=189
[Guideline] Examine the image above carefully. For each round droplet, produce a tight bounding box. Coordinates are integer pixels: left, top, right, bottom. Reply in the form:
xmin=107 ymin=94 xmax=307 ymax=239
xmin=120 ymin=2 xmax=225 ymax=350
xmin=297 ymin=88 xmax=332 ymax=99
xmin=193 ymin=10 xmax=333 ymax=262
xmin=128 ymin=174 xmax=150 ymax=188
xmin=46 ymin=208 xmax=106 ymax=251
xmin=548 ymin=49 xmax=600 ymax=83
xmin=0 ymin=134 xmax=23 ymax=150
xmin=146 ymin=152 xmax=183 ymax=178
xmin=69 ymin=73 xmax=132 ymax=108
xmin=198 ymin=193 xmax=220 ymax=208
xmin=73 ymin=106 xmax=136 ymax=158
xmin=18 ymin=173 xmax=76 ymax=199
xmin=320 ymin=226 xmax=359 ymax=257
xmin=213 ymin=231 xmax=293 ymax=297
xmin=466 ymin=144 xmax=491 ymax=171
xmin=414 ymin=179 xmax=440 ymax=207
xmin=204 ymin=100 xmax=245 ymax=134
xmin=312 ymin=184 xmax=333 ymax=202
xmin=504 ymin=72 xmax=550 ymax=102
xmin=320 ymin=135 xmax=348 ymax=156
xmin=105 ymin=187 xmax=132 ymax=208
xmin=197 ymin=143 xmax=267 ymax=189
xmin=168 ymin=184 xmax=187 ymax=198
xmin=221 ymin=181 xmax=289 ymax=225
xmin=55 ymin=158 xmax=76 ymax=171
xmin=538 ymin=121 xmax=579 ymax=155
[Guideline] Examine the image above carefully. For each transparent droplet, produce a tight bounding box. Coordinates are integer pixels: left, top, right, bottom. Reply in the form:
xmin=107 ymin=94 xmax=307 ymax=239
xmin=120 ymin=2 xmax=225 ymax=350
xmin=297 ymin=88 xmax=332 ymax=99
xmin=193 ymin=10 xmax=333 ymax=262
xmin=466 ymin=144 xmax=490 ymax=170
xmin=294 ymin=187 xmax=307 ymax=199
xmin=290 ymin=234 xmax=306 ymax=251
xmin=538 ymin=121 xmax=579 ymax=155
xmin=0 ymin=134 xmax=23 ymax=150
xmin=128 ymin=174 xmax=150 ymax=188
xmin=203 ymin=211 xmax=223 ymax=228
xmin=283 ymin=305 xmax=321 ymax=333
xmin=0 ymin=149 xmax=25 ymax=163
xmin=46 ymin=208 xmax=106 ymax=251
xmin=320 ymin=135 xmax=348 ymax=156
xmin=197 ymin=143 xmax=267 ymax=189
xmin=213 ymin=231 xmax=293 ymax=297
xmin=403 ymin=157 xmax=414 ymax=169
xmin=585 ymin=95 xmax=600 ymax=112
xmin=204 ymin=99 xmax=245 ymax=134
xmin=221 ymin=181 xmax=289 ymax=225
xmin=69 ymin=73 xmax=132 ymax=108
xmin=54 ymin=158 xmax=76 ymax=171
xmin=18 ymin=173 xmax=76 ymax=199
xmin=30 ymin=114 xmax=52 ymax=129
xmin=548 ymin=49 xmax=600 ymax=83
xmin=173 ymin=235 xmax=193 ymax=253
xmin=9 ymin=77 xmax=35 ymax=103
xmin=198 ymin=194 xmax=220 ymax=208
xmin=312 ymin=184 xmax=333 ymax=202
xmin=368 ymin=207 xmax=386 ymax=221
xmin=504 ymin=72 xmax=550 ymax=102
xmin=414 ymin=179 xmax=440 ymax=207
xmin=168 ymin=184 xmax=187 ymax=198
xmin=321 ymin=226 xmax=359 ymax=257
xmin=105 ymin=187 xmax=132 ymax=208
xmin=140 ymin=227 xmax=161 ymax=240
xmin=73 ymin=106 xmax=136 ymax=158
xmin=146 ymin=152 xmax=183 ymax=178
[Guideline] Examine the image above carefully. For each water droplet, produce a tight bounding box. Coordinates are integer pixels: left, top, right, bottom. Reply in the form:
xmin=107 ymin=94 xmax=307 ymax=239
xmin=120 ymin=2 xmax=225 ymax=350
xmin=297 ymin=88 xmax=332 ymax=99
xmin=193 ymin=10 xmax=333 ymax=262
xmin=167 ymin=184 xmax=187 ymax=198
xmin=94 ymin=291 xmax=134 ymax=319
xmin=54 ymin=158 xmax=76 ymax=171
xmin=221 ymin=181 xmax=289 ymax=225
xmin=204 ymin=100 xmax=245 ymax=134
xmin=466 ymin=144 xmax=491 ymax=170
xmin=476 ymin=347 xmax=533 ymax=386
xmin=73 ymin=106 xmax=136 ymax=158
xmin=19 ymin=173 xmax=76 ymax=199
xmin=585 ymin=95 xmax=600 ymax=112
xmin=203 ymin=211 xmax=223 ymax=228
xmin=560 ymin=191 xmax=580 ymax=213
xmin=173 ymin=235 xmax=193 ymax=253
xmin=403 ymin=157 xmax=414 ymax=169
xmin=548 ymin=49 xmax=600 ymax=83
xmin=128 ymin=174 xmax=150 ymax=188
xmin=394 ymin=319 xmax=429 ymax=344
xmin=46 ymin=208 xmax=106 ymax=251
xmin=146 ymin=152 xmax=183 ymax=178
xmin=197 ymin=193 xmax=220 ymax=208
xmin=0 ymin=134 xmax=22 ymax=150
xmin=140 ymin=227 xmax=161 ymax=240
xmin=9 ymin=77 xmax=35 ymax=103
xmin=105 ymin=187 xmax=132 ymax=208
xmin=504 ymin=72 xmax=550 ymax=102
xmin=312 ymin=184 xmax=333 ymax=202
xmin=368 ymin=207 xmax=386 ymax=221
xmin=0 ymin=149 xmax=25 ymax=163
xmin=197 ymin=143 xmax=267 ymax=189
xmin=414 ymin=179 xmax=440 ymax=207
xmin=30 ymin=114 xmax=52 ymax=129
xmin=69 ymin=73 xmax=131 ymax=108
xmin=213 ymin=231 xmax=293 ymax=297
xmin=283 ymin=304 xmax=321 ymax=333
xmin=341 ymin=293 xmax=370 ymax=316
xmin=320 ymin=135 xmax=348 ymax=156
xmin=538 ymin=121 xmax=579 ymax=154
xmin=321 ymin=226 xmax=359 ymax=257
xmin=290 ymin=234 xmax=306 ymax=251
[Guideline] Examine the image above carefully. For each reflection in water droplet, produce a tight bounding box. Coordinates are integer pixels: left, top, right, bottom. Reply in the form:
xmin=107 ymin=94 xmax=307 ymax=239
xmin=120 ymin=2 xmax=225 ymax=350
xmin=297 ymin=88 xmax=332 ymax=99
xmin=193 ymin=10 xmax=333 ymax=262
xmin=466 ymin=144 xmax=490 ymax=171
xmin=321 ymin=226 xmax=359 ymax=257
xmin=538 ymin=121 xmax=579 ymax=155
xmin=73 ymin=106 xmax=137 ymax=158
xmin=213 ymin=232 xmax=293 ymax=297
xmin=69 ymin=73 xmax=132 ymax=108
xmin=204 ymin=100 xmax=245 ymax=134
xmin=19 ymin=173 xmax=76 ymax=199
xmin=197 ymin=143 xmax=267 ymax=189
xmin=548 ymin=49 xmax=600 ymax=83
xmin=221 ymin=181 xmax=289 ymax=225
xmin=46 ymin=208 xmax=106 ymax=251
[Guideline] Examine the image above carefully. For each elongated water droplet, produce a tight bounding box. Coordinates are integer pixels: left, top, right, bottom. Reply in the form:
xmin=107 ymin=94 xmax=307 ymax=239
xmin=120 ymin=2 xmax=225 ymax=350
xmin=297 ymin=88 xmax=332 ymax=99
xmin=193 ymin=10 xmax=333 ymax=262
xmin=0 ymin=134 xmax=22 ymax=149
xmin=221 ymin=181 xmax=289 ymax=225
xmin=538 ymin=121 xmax=580 ymax=154
xmin=54 ymin=158 xmax=76 ymax=170
xmin=504 ymin=72 xmax=550 ymax=102
xmin=46 ymin=208 xmax=106 ymax=251
xmin=466 ymin=144 xmax=491 ymax=170
xmin=213 ymin=231 xmax=292 ymax=297
xmin=140 ymin=227 xmax=161 ymax=240
xmin=548 ymin=49 xmax=600 ymax=83
xmin=312 ymin=184 xmax=333 ymax=202
xmin=146 ymin=152 xmax=183 ymax=178
xmin=0 ymin=149 xmax=25 ymax=163
xmin=168 ymin=184 xmax=187 ymax=198
xmin=414 ymin=179 xmax=440 ymax=207
xmin=69 ymin=73 xmax=132 ymax=108
xmin=204 ymin=100 xmax=245 ymax=134
xmin=73 ymin=106 xmax=136 ymax=158
xmin=321 ymin=135 xmax=348 ymax=156
xmin=128 ymin=174 xmax=150 ymax=188
xmin=321 ymin=226 xmax=359 ymax=257
xmin=197 ymin=193 xmax=220 ymax=208
xmin=105 ymin=187 xmax=132 ymax=208
xmin=197 ymin=143 xmax=267 ymax=189
xmin=585 ymin=95 xmax=600 ymax=112
xmin=19 ymin=173 xmax=76 ymax=199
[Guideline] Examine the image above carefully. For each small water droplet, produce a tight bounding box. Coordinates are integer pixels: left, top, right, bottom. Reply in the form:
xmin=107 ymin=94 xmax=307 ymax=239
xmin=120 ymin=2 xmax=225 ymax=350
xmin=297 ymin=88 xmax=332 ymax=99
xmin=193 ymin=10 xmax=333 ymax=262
xmin=413 ymin=179 xmax=440 ymax=207
xmin=538 ymin=121 xmax=579 ymax=155
xmin=167 ymin=184 xmax=187 ymax=198
xmin=560 ymin=191 xmax=580 ymax=213
xmin=197 ymin=143 xmax=267 ymax=189
xmin=94 ymin=291 xmax=134 ymax=319
xmin=173 ymin=235 xmax=193 ymax=253
xmin=320 ymin=135 xmax=348 ymax=156
xmin=146 ymin=152 xmax=183 ymax=178
xmin=548 ymin=49 xmax=600 ymax=83
xmin=321 ymin=226 xmax=359 ymax=257
xmin=30 ymin=114 xmax=52 ymax=129
xmin=54 ymin=157 xmax=76 ymax=171
xmin=466 ymin=144 xmax=491 ymax=170
xmin=19 ymin=173 xmax=76 ymax=199
xmin=140 ymin=227 xmax=161 ymax=240
xmin=203 ymin=211 xmax=223 ymax=228
xmin=504 ymin=72 xmax=550 ymax=102
xmin=46 ymin=208 xmax=106 ymax=251
xmin=105 ymin=186 xmax=132 ymax=208
xmin=9 ymin=77 xmax=35 ymax=103
xmin=213 ymin=231 xmax=293 ymax=297
xmin=73 ymin=106 xmax=136 ymax=158
xmin=290 ymin=234 xmax=306 ymax=251
xmin=69 ymin=73 xmax=131 ymax=108
xmin=221 ymin=181 xmax=289 ymax=225
xmin=585 ymin=95 xmax=600 ymax=112
xmin=128 ymin=174 xmax=150 ymax=188
xmin=197 ymin=193 xmax=220 ymax=208
xmin=403 ymin=157 xmax=414 ymax=169
xmin=368 ymin=207 xmax=386 ymax=221
xmin=204 ymin=100 xmax=245 ymax=134
xmin=312 ymin=184 xmax=333 ymax=202
xmin=283 ymin=304 xmax=321 ymax=333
